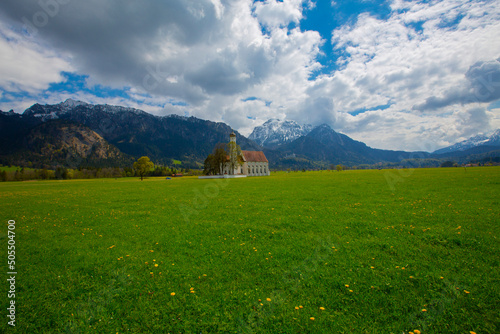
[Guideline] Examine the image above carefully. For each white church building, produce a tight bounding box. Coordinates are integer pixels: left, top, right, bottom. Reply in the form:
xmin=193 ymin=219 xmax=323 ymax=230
xmin=223 ymin=132 xmax=270 ymax=177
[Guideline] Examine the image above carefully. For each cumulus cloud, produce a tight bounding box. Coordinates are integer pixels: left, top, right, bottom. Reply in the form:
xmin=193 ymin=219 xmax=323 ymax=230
xmin=413 ymin=59 xmax=500 ymax=111
xmin=319 ymin=0 xmax=500 ymax=150
xmin=0 ymin=22 xmax=72 ymax=93
xmin=253 ymin=0 xmax=313 ymax=28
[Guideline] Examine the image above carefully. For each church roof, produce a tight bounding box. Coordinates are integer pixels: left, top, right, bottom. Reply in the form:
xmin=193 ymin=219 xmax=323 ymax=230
xmin=242 ymin=150 xmax=268 ymax=162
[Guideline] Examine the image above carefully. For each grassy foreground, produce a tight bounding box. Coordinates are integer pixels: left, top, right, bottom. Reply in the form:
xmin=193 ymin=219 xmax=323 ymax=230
xmin=1 ymin=168 xmax=499 ymax=333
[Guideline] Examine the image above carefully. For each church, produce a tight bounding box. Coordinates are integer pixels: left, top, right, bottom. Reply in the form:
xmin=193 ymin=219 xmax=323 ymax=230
xmin=223 ymin=132 xmax=270 ymax=176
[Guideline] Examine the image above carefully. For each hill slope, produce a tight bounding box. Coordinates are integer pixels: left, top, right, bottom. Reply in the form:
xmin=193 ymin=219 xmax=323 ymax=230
xmin=2 ymin=119 xmax=131 ymax=168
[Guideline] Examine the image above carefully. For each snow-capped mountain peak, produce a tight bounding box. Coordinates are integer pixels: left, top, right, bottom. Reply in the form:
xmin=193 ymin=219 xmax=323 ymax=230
xmin=23 ymin=99 xmax=147 ymax=120
xmin=60 ymin=98 xmax=88 ymax=109
xmin=434 ymin=129 xmax=500 ymax=154
xmin=249 ymin=118 xmax=312 ymax=148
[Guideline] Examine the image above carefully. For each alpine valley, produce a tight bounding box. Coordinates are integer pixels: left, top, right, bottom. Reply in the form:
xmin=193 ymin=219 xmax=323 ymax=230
xmin=1 ymin=99 xmax=499 ymax=169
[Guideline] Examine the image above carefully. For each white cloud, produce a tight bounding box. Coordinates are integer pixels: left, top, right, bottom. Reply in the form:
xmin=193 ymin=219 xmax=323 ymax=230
xmin=0 ymin=22 xmax=72 ymax=93
xmin=253 ymin=0 xmax=310 ymax=28
xmin=321 ymin=0 xmax=500 ymax=150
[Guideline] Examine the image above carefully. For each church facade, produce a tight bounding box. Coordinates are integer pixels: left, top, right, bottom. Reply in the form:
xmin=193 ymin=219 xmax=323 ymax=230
xmin=223 ymin=132 xmax=270 ymax=176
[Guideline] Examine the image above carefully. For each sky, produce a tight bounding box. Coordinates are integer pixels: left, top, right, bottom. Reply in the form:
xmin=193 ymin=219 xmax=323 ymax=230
xmin=0 ymin=0 xmax=499 ymax=151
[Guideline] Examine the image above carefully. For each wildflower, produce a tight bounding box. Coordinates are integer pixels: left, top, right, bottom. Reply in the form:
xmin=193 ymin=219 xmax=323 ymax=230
xmin=414 ymin=330 xmax=421 ymax=334
xmin=299 ymin=305 xmax=303 ymax=309
xmin=266 ymin=298 xmax=271 ymax=302
xmin=310 ymin=317 xmax=315 ymax=321
xmin=345 ymin=284 xmax=349 ymax=288
xmin=319 ymin=307 xmax=325 ymax=311
xmin=171 ymin=292 xmax=175 ymax=296
xmin=422 ymin=309 xmax=427 ymax=312
xmin=464 ymin=290 xmax=470 ymax=294
xmin=349 ymin=289 xmax=353 ymax=292
xmin=295 ymin=306 xmax=299 ymax=310
xmin=154 ymin=264 xmax=158 ymax=267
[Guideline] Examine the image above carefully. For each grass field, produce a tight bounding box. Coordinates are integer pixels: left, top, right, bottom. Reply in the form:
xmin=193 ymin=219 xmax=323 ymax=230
xmin=1 ymin=168 xmax=499 ymax=333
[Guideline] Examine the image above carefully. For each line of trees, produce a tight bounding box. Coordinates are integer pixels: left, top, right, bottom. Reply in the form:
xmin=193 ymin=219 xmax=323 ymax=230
xmin=0 ymin=167 xmax=129 ymax=182
xmin=0 ymin=161 xmax=203 ymax=182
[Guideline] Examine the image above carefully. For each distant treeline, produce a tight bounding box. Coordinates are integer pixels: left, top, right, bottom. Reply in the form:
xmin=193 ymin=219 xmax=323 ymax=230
xmin=0 ymin=165 xmax=203 ymax=182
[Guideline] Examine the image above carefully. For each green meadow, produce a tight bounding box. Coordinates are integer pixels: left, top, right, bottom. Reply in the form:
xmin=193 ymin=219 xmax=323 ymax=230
xmin=1 ymin=168 xmax=499 ymax=333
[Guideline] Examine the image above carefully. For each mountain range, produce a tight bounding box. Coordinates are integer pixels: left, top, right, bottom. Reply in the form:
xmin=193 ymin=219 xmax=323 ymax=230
xmin=1 ymin=99 xmax=499 ymax=169
xmin=433 ymin=130 xmax=500 ymax=154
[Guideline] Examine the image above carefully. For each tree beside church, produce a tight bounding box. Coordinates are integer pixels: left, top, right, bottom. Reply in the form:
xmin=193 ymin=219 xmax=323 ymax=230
xmin=204 ymin=131 xmax=270 ymax=177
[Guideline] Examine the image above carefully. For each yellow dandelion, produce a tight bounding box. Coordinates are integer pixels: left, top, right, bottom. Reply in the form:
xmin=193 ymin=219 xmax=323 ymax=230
xmin=310 ymin=317 xmax=315 ymax=321
xmin=171 ymin=292 xmax=175 ymax=296
xmin=345 ymin=284 xmax=349 ymax=288
xmin=470 ymin=331 xmax=477 ymax=334
xmin=295 ymin=306 xmax=299 ymax=310
xmin=190 ymin=287 xmax=195 ymax=291
xmin=440 ymin=276 xmax=444 ymax=279
xmin=190 ymin=290 xmax=195 ymax=294
xmin=319 ymin=307 xmax=325 ymax=311
xmin=422 ymin=309 xmax=427 ymax=312
xmin=349 ymin=289 xmax=353 ymax=292
xmin=414 ymin=330 xmax=421 ymax=334
xmin=299 ymin=305 xmax=303 ymax=309
xmin=154 ymin=264 xmax=158 ymax=267
xmin=370 ymin=266 xmax=375 ymax=269
xmin=266 ymin=298 xmax=271 ymax=302
xmin=464 ymin=290 xmax=470 ymax=294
